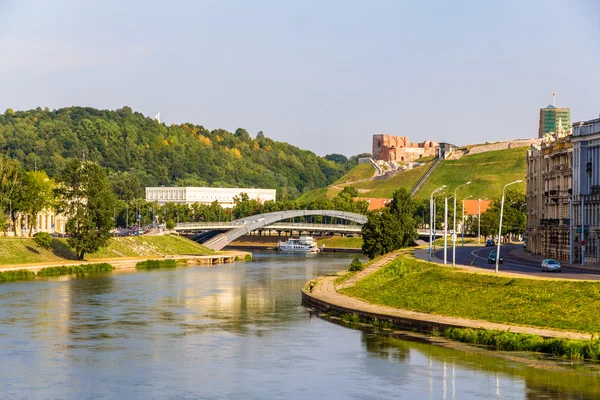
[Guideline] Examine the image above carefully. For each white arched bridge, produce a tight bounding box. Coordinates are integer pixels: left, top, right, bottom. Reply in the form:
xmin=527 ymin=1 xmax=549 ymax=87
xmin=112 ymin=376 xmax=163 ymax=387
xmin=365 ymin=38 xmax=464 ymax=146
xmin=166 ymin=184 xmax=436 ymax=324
xmin=175 ymin=210 xmax=368 ymax=250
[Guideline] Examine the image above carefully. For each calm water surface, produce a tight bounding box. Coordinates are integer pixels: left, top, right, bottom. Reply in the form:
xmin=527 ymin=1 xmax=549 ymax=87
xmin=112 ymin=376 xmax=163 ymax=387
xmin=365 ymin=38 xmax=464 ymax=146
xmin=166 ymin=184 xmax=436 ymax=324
xmin=0 ymin=252 xmax=598 ymax=399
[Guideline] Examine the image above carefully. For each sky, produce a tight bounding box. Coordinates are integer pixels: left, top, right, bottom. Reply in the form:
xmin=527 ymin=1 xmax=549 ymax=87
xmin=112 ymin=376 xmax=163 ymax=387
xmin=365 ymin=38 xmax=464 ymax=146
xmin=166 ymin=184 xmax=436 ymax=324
xmin=1 ymin=0 xmax=599 ymax=157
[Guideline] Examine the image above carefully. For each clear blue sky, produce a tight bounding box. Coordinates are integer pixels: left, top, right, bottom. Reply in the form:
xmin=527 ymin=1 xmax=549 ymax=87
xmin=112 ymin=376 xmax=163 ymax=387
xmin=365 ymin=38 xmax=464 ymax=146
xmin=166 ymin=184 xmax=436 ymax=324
xmin=1 ymin=0 xmax=599 ymax=157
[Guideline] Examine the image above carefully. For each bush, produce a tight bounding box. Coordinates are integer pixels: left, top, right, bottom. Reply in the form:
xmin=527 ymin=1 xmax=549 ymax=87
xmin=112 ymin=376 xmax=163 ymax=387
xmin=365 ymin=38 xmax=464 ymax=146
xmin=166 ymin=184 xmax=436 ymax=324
xmin=348 ymin=257 xmax=364 ymax=272
xmin=34 ymin=232 xmax=53 ymax=249
xmin=37 ymin=263 xmax=115 ymax=276
xmin=0 ymin=269 xmax=36 ymax=282
xmin=166 ymin=219 xmax=176 ymax=230
xmin=135 ymin=259 xmax=177 ymax=269
xmin=444 ymin=327 xmax=600 ymax=360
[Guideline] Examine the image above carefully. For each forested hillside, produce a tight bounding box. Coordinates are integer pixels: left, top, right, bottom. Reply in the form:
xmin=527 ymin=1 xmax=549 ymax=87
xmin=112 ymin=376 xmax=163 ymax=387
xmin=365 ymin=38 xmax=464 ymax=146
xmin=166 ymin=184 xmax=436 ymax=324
xmin=0 ymin=107 xmax=354 ymax=199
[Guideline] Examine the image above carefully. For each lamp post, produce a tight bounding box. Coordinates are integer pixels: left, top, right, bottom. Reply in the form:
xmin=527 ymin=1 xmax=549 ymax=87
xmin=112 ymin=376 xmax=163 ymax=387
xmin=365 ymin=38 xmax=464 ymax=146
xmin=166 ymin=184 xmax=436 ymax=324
xmin=477 ymin=198 xmax=488 ymax=244
xmin=444 ymin=195 xmax=454 ymax=265
xmin=461 ymin=195 xmax=472 ymax=246
xmin=429 ymin=185 xmax=446 ymax=261
xmin=433 ymin=191 xmax=445 ymax=250
xmin=495 ymin=180 xmax=523 ymax=273
xmin=453 ymin=181 xmax=471 ymax=265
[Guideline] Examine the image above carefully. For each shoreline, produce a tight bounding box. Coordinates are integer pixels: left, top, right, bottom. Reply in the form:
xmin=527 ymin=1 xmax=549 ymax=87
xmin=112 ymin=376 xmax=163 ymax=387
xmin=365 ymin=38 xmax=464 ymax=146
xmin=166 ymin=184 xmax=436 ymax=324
xmin=0 ymin=251 xmax=252 ymax=273
xmin=301 ymin=251 xmax=593 ymax=341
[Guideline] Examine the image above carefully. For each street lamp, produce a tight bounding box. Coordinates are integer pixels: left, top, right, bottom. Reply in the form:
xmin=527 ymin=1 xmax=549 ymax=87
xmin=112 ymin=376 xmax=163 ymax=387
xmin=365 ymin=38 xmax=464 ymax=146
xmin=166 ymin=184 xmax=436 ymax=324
xmin=429 ymin=185 xmax=446 ymax=261
xmin=443 ymin=195 xmax=454 ymax=265
xmin=433 ymin=191 xmax=445 ymax=250
xmin=453 ymin=181 xmax=471 ymax=265
xmin=461 ymin=195 xmax=473 ymax=246
xmin=495 ymin=180 xmax=523 ymax=273
xmin=478 ymin=198 xmax=488 ymax=244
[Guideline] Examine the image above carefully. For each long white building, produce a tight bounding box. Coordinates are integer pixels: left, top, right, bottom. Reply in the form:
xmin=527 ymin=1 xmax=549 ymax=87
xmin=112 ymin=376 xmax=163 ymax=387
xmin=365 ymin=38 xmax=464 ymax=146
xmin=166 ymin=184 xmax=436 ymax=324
xmin=145 ymin=186 xmax=276 ymax=208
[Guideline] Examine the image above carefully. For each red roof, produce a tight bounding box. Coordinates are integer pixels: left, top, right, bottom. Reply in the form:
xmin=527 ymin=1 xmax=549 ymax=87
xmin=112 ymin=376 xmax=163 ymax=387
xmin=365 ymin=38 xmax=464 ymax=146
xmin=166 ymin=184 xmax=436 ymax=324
xmin=355 ymin=197 xmax=392 ymax=211
xmin=463 ymin=199 xmax=492 ymax=216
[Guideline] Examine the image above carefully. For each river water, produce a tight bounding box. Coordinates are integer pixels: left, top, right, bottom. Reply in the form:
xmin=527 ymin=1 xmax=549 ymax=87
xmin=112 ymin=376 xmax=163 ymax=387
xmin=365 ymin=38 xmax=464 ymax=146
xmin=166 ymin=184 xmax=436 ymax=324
xmin=0 ymin=252 xmax=598 ymax=399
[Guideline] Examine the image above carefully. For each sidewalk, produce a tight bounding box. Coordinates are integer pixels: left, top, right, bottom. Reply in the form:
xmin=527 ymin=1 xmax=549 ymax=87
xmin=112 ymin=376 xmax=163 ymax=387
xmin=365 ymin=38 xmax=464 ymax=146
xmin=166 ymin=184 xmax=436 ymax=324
xmin=304 ymin=249 xmax=594 ymax=340
xmin=0 ymin=251 xmax=251 ymax=273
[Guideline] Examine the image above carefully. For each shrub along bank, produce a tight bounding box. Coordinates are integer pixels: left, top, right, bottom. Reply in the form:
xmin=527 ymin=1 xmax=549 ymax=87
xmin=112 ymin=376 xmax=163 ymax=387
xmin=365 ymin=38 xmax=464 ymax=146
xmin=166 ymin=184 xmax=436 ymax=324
xmin=444 ymin=327 xmax=600 ymax=361
xmin=38 ymin=263 xmax=115 ymax=276
xmin=339 ymin=255 xmax=600 ymax=333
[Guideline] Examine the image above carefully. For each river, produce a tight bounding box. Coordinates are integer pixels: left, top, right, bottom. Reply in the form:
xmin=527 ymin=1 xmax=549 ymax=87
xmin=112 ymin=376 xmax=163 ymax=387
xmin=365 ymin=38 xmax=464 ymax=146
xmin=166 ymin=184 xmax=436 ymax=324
xmin=0 ymin=252 xmax=598 ymax=399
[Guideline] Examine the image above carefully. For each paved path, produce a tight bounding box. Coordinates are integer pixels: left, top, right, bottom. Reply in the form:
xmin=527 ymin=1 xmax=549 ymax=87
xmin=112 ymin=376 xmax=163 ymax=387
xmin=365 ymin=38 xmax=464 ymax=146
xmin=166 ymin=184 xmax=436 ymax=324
xmin=305 ymin=250 xmax=593 ymax=340
xmin=0 ymin=251 xmax=251 ymax=273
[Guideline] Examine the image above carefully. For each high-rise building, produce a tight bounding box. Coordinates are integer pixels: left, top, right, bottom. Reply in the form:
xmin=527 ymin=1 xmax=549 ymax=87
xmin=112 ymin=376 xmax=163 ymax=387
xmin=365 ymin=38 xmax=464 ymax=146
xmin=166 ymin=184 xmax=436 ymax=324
xmin=538 ymin=105 xmax=570 ymax=139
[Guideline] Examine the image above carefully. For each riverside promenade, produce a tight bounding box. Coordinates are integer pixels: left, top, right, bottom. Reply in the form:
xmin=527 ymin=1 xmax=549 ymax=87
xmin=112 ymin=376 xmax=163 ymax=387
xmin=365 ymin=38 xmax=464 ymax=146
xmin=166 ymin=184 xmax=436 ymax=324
xmin=0 ymin=251 xmax=251 ymax=273
xmin=302 ymin=250 xmax=592 ymax=340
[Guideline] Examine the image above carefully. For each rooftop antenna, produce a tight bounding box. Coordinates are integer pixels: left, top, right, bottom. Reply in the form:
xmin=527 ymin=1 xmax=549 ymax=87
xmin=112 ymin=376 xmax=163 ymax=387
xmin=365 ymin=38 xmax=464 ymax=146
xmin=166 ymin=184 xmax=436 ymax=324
xmin=552 ymin=91 xmax=556 ymax=107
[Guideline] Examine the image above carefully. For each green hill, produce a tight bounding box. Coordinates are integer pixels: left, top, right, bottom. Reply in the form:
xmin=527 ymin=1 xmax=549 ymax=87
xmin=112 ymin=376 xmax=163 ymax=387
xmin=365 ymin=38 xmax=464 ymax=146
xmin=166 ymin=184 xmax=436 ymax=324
xmin=0 ymin=107 xmax=356 ymax=199
xmin=414 ymin=147 xmax=527 ymax=199
xmin=299 ymin=146 xmax=527 ymax=202
xmin=0 ymin=235 xmax=213 ymax=266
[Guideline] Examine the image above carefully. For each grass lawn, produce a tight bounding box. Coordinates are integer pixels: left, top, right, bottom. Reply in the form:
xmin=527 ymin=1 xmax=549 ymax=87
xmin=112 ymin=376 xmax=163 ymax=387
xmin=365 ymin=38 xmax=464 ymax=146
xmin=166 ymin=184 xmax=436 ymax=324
xmin=333 ymin=163 xmax=375 ymax=184
xmin=340 ymin=255 xmax=600 ymax=333
xmin=0 ymin=235 xmax=213 ymax=265
xmin=316 ymin=236 xmax=363 ymax=249
xmin=414 ymin=147 xmax=527 ymax=200
xmin=356 ymin=163 xmax=431 ymax=198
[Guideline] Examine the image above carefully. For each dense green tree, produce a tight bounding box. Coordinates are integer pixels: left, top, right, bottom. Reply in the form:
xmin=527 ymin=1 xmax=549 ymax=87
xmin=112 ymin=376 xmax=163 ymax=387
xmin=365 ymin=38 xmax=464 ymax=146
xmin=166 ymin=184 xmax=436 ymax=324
xmin=55 ymin=159 xmax=116 ymax=260
xmin=361 ymin=188 xmax=418 ymax=259
xmin=0 ymin=106 xmax=358 ymax=199
xmin=479 ymin=189 xmax=525 ymax=242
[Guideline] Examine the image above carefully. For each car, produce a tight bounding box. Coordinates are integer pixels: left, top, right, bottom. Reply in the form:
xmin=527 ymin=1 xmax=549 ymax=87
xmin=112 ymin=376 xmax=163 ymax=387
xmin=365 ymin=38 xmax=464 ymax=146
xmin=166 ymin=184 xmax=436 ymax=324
xmin=541 ymin=259 xmax=562 ymax=272
xmin=485 ymin=239 xmax=495 ymax=247
xmin=487 ymin=251 xmax=503 ymax=264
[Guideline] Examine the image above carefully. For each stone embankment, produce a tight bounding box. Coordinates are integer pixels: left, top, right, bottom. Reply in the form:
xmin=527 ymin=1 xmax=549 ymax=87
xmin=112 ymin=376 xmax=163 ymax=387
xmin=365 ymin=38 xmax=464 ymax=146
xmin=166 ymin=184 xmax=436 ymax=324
xmin=302 ymin=250 xmax=591 ymax=341
xmin=0 ymin=251 xmax=251 ymax=273
xmin=466 ymin=138 xmax=542 ymax=155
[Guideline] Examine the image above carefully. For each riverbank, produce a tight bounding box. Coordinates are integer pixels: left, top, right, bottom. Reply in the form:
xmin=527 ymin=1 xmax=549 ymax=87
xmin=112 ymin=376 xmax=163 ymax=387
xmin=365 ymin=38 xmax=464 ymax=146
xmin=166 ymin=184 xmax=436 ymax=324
xmin=303 ymin=250 xmax=600 ymax=352
xmin=0 ymin=235 xmax=215 ymax=266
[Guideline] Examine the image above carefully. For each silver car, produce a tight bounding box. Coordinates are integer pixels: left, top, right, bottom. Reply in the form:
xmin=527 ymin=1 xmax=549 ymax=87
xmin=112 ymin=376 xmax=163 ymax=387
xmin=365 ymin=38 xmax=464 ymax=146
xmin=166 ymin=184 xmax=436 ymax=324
xmin=541 ymin=259 xmax=562 ymax=272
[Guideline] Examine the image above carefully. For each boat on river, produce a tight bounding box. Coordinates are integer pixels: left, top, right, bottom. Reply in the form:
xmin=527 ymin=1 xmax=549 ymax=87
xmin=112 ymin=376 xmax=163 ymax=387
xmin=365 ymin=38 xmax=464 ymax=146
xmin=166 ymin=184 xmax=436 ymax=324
xmin=277 ymin=236 xmax=321 ymax=252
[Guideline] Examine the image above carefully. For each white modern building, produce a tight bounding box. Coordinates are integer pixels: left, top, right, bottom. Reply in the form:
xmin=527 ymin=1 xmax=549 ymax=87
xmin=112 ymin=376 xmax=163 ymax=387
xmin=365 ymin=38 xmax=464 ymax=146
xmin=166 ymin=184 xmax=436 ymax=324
xmin=145 ymin=187 xmax=276 ymax=208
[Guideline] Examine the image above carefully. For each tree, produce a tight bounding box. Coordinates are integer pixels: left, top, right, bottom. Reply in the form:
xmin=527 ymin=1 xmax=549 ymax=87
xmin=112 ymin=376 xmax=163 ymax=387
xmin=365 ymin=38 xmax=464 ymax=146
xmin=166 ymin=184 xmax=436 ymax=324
xmin=361 ymin=188 xmax=418 ymax=259
xmin=0 ymin=156 xmax=22 ymax=235
xmin=56 ymin=159 xmax=116 ymax=260
xmin=34 ymin=232 xmax=52 ymax=249
xmin=20 ymin=171 xmax=55 ymax=235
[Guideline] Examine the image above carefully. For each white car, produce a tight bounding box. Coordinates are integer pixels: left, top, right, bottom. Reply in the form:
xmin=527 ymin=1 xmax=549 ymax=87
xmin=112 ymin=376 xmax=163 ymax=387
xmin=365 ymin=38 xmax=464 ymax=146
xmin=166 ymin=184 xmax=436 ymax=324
xmin=541 ymin=259 xmax=562 ymax=272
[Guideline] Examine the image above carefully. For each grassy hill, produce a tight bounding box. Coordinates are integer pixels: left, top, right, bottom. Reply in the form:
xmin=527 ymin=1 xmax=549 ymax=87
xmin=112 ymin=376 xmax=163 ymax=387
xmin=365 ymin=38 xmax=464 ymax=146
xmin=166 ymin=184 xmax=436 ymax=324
xmin=297 ymin=146 xmax=528 ymax=203
xmin=414 ymin=147 xmax=527 ymax=199
xmin=0 ymin=235 xmax=213 ymax=266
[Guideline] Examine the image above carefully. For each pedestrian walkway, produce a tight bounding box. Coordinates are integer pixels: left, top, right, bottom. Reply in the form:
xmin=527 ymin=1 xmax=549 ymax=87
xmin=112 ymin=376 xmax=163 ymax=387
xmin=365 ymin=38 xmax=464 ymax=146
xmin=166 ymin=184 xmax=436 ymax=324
xmin=304 ymin=250 xmax=593 ymax=340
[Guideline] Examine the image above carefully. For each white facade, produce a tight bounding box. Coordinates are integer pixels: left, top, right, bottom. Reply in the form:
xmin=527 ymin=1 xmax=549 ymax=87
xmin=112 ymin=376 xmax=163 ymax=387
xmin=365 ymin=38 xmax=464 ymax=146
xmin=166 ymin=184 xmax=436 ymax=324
xmin=145 ymin=187 xmax=276 ymax=208
xmin=572 ymin=117 xmax=600 ymax=264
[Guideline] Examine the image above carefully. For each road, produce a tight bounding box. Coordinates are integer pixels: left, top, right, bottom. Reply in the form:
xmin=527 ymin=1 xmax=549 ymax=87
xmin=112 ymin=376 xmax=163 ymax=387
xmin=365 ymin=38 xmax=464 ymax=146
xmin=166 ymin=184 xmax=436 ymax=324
xmin=428 ymin=244 xmax=600 ymax=281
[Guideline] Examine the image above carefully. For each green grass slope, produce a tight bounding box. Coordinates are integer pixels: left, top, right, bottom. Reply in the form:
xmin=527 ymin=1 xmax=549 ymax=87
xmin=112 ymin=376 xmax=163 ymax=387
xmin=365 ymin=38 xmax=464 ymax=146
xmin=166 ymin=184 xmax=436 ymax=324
xmin=0 ymin=235 xmax=213 ymax=266
xmin=340 ymin=255 xmax=600 ymax=333
xmin=333 ymin=163 xmax=375 ymax=184
xmin=414 ymin=147 xmax=527 ymax=199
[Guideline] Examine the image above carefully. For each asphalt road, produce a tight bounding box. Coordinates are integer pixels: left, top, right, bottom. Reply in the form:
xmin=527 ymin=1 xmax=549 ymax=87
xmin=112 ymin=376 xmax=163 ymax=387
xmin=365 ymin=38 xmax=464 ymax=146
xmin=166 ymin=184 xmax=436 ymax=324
xmin=431 ymin=244 xmax=600 ymax=281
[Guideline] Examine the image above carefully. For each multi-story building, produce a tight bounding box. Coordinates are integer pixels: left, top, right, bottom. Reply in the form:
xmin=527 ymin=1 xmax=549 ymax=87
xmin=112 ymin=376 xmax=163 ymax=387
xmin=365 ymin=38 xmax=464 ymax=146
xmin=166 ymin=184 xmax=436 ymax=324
xmin=572 ymin=117 xmax=600 ymax=264
xmin=526 ymin=118 xmax=573 ymax=261
xmin=538 ymin=105 xmax=570 ymax=139
xmin=145 ymin=186 xmax=276 ymax=208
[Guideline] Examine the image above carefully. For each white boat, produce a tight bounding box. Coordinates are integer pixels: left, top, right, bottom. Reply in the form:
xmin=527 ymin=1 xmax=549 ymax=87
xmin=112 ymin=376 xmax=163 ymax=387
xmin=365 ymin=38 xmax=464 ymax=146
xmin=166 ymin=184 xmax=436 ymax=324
xmin=277 ymin=236 xmax=321 ymax=252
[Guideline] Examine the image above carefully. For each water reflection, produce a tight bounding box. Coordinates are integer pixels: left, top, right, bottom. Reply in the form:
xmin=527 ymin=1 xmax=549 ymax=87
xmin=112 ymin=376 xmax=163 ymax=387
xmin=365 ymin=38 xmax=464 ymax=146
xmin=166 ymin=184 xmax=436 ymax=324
xmin=358 ymin=331 xmax=600 ymax=399
xmin=0 ymin=252 xmax=597 ymax=399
